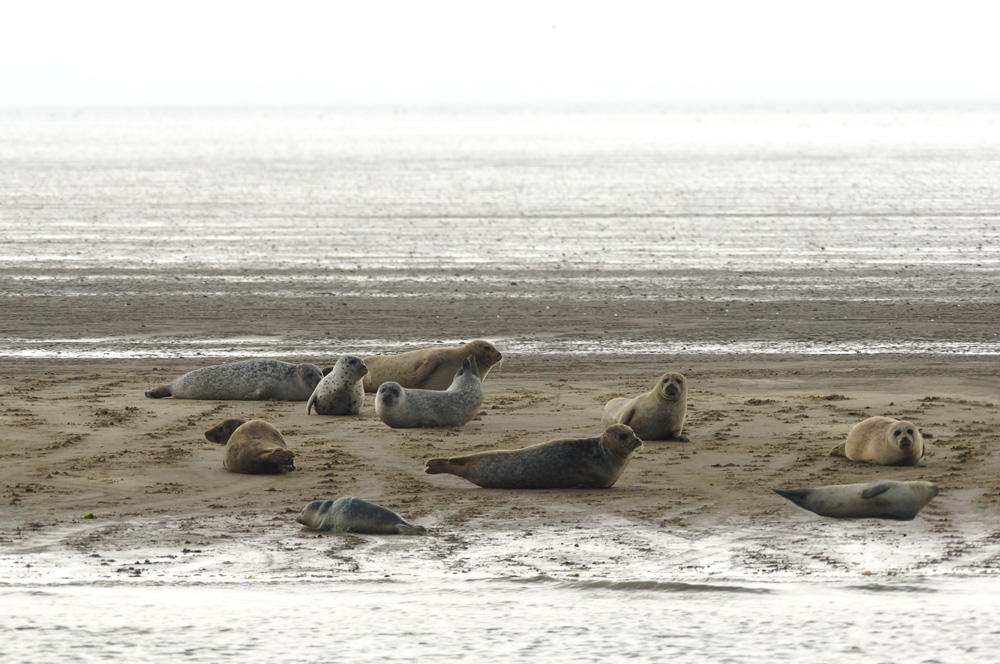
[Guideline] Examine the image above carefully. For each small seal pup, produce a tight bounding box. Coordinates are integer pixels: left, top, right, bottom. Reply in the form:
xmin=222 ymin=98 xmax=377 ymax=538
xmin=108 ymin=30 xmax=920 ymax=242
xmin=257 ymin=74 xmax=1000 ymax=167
xmin=772 ymin=480 xmax=939 ymax=520
xmin=424 ymin=424 xmax=643 ymax=489
xmin=296 ymin=497 xmax=426 ymax=534
xmin=601 ymin=372 xmax=688 ymax=441
xmin=307 ymin=355 xmax=368 ymax=415
xmin=358 ymin=339 xmax=502 ymax=393
xmin=829 ymin=416 xmax=925 ymax=466
xmin=205 ymin=418 xmax=295 ymax=475
xmin=146 ymin=359 xmax=323 ymax=401
xmin=375 ymin=356 xmax=484 ymax=428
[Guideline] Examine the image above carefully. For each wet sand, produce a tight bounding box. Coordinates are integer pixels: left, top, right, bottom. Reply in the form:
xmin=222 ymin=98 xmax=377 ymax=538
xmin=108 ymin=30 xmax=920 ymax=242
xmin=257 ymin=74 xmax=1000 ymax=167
xmin=3 ymin=292 xmax=999 ymax=580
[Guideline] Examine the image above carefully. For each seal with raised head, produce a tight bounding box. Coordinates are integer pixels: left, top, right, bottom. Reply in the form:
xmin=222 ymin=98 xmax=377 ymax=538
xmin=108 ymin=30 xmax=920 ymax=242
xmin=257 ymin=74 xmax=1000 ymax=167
xmin=772 ymin=480 xmax=939 ymax=520
xmin=296 ymin=497 xmax=426 ymax=534
xmin=829 ymin=416 xmax=924 ymax=466
xmin=357 ymin=339 xmax=502 ymax=393
xmin=146 ymin=359 xmax=322 ymax=401
xmin=375 ymin=356 xmax=484 ymax=428
xmin=205 ymin=418 xmax=295 ymax=475
xmin=601 ymin=372 xmax=688 ymax=441
xmin=307 ymin=355 xmax=368 ymax=415
xmin=424 ymin=423 xmax=643 ymax=489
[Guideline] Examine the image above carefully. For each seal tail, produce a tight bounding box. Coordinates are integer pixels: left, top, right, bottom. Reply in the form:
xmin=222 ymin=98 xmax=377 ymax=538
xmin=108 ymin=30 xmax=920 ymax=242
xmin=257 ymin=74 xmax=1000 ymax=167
xmin=771 ymin=488 xmax=811 ymax=509
xmin=306 ymin=393 xmax=316 ymax=415
xmin=828 ymin=442 xmax=847 ymax=457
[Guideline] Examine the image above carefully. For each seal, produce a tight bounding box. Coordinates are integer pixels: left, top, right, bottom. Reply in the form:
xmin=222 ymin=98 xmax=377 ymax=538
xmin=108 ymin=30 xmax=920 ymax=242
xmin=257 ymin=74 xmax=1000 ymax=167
xmin=146 ymin=359 xmax=322 ymax=401
xmin=357 ymin=339 xmax=502 ymax=393
xmin=205 ymin=418 xmax=295 ymax=475
xmin=306 ymin=355 xmax=368 ymax=415
xmin=424 ymin=423 xmax=643 ymax=489
xmin=374 ymin=356 xmax=484 ymax=428
xmin=295 ymin=497 xmax=426 ymax=534
xmin=772 ymin=480 xmax=939 ymax=520
xmin=829 ymin=416 xmax=924 ymax=466
xmin=601 ymin=372 xmax=689 ymax=441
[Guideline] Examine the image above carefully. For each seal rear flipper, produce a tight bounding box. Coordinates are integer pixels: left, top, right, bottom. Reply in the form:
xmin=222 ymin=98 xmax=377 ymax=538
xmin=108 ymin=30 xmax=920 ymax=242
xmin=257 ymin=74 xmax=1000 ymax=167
xmin=771 ymin=488 xmax=815 ymax=511
xmin=394 ymin=523 xmax=427 ymax=535
xmin=306 ymin=393 xmax=317 ymax=415
xmin=145 ymin=385 xmax=171 ymax=399
xmin=829 ymin=442 xmax=847 ymax=457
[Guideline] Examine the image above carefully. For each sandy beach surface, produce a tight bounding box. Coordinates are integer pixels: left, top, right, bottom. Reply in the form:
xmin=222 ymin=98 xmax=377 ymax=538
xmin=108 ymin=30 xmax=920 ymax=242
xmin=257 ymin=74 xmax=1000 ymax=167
xmin=3 ymin=291 xmax=999 ymax=582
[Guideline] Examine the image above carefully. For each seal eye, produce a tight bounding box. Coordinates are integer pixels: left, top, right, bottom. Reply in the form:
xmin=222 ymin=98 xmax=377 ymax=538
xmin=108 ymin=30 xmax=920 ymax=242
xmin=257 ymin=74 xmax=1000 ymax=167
xmin=893 ymin=430 xmax=901 ymax=437
xmin=676 ymin=378 xmax=683 ymax=384
xmin=907 ymin=428 xmax=914 ymax=435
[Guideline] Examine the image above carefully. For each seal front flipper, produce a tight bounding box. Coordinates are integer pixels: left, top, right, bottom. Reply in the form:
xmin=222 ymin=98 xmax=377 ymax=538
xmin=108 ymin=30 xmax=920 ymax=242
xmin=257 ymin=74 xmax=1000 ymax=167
xmin=410 ymin=358 xmax=443 ymax=389
xmin=145 ymin=384 xmax=171 ymax=399
xmin=860 ymin=481 xmax=894 ymax=499
xmin=616 ymin=404 xmax=637 ymax=427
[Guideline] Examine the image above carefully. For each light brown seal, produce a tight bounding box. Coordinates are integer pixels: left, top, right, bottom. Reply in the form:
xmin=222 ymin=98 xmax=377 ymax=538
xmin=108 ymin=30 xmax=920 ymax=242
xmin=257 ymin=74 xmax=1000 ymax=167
xmin=296 ymin=497 xmax=426 ymax=534
xmin=375 ymin=356 xmax=484 ymax=428
xmin=307 ymin=355 xmax=368 ymax=415
xmin=772 ymin=480 xmax=939 ymax=520
xmin=356 ymin=340 xmax=502 ymax=393
xmin=424 ymin=424 xmax=642 ymax=489
xmin=829 ymin=416 xmax=924 ymax=466
xmin=601 ymin=372 xmax=688 ymax=441
xmin=205 ymin=418 xmax=295 ymax=475
xmin=146 ymin=359 xmax=323 ymax=401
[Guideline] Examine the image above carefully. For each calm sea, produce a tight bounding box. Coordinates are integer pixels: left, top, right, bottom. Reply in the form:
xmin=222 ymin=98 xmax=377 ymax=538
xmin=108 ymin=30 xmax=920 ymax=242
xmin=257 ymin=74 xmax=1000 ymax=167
xmin=2 ymin=105 xmax=1000 ymax=661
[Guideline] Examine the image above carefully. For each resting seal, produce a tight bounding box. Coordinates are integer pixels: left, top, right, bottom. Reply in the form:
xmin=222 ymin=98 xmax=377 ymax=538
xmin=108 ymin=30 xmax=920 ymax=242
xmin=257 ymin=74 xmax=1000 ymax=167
xmin=357 ymin=340 xmax=502 ymax=393
xmin=424 ymin=423 xmax=642 ymax=489
xmin=296 ymin=497 xmax=426 ymax=534
xmin=829 ymin=416 xmax=924 ymax=466
xmin=772 ymin=480 xmax=939 ymax=520
xmin=146 ymin=359 xmax=322 ymax=401
xmin=375 ymin=356 xmax=484 ymax=428
xmin=307 ymin=355 xmax=368 ymax=415
xmin=205 ymin=418 xmax=295 ymax=475
xmin=601 ymin=372 xmax=688 ymax=441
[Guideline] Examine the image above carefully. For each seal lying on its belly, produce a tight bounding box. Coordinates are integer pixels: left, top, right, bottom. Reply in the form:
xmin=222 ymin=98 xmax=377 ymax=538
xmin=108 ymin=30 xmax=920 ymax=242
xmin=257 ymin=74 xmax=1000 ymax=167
xmin=146 ymin=359 xmax=322 ymax=401
xmin=295 ymin=497 xmax=426 ymax=534
xmin=424 ymin=424 xmax=643 ymax=489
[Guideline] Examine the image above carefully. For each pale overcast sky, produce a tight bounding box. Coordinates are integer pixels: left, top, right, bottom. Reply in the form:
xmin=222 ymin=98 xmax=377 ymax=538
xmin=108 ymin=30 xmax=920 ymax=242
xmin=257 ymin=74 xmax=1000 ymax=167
xmin=3 ymin=1 xmax=999 ymax=105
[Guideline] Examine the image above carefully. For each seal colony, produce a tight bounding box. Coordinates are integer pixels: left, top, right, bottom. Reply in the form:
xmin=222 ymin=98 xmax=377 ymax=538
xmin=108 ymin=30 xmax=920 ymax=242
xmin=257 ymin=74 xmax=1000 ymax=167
xmin=135 ymin=348 xmax=944 ymax=540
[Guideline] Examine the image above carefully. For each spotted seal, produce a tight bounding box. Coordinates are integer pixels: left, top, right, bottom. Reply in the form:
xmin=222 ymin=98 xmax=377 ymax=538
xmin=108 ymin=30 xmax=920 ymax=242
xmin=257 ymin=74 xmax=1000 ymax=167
xmin=357 ymin=340 xmax=502 ymax=393
xmin=146 ymin=359 xmax=322 ymax=401
xmin=829 ymin=416 xmax=925 ymax=466
xmin=424 ymin=424 xmax=642 ymax=489
xmin=296 ymin=497 xmax=426 ymax=534
xmin=205 ymin=418 xmax=295 ymax=475
xmin=772 ymin=480 xmax=939 ymax=520
xmin=307 ymin=355 xmax=368 ymax=415
xmin=375 ymin=356 xmax=484 ymax=428
xmin=601 ymin=372 xmax=688 ymax=441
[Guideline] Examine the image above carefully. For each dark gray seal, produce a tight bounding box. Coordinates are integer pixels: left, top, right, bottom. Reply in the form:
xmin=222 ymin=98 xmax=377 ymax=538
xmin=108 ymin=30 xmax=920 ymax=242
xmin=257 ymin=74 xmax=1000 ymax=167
xmin=205 ymin=418 xmax=295 ymax=475
xmin=374 ymin=356 xmax=484 ymax=428
xmin=424 ymin=424 xmax=643 ymax=489
xmin=307 ymin=355 xmax=368 ymax=415
xmin=296 ymin=497 xmax=426 ymax=534
xmin=145 ymin=359 xmax=322 ymax=401
xmin=772 ymin=480 xmax=939 ymax=520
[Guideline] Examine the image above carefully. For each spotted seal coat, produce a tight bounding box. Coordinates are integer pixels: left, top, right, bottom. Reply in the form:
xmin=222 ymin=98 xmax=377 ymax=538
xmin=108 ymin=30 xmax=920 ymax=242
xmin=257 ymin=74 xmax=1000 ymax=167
xmin=374 ymin=356 xmax=484 ymax=429
xmin=146 ymin=359 xmax=322 ymax=401
xmin=307 ymin=355 xmax=368 ymax=415
xmin=296 ymin=497 xmax=426 ymax=534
